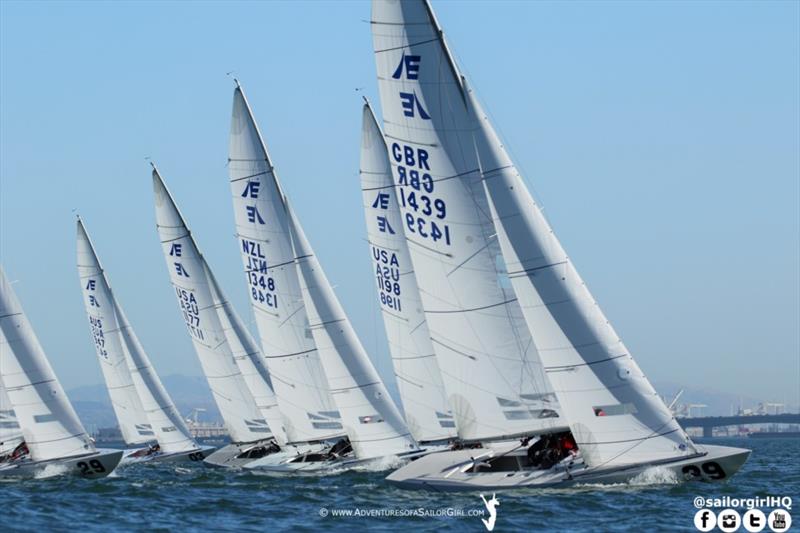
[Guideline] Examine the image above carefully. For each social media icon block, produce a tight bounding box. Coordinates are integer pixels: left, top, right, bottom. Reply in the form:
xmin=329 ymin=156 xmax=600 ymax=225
xmin=718 ymin=509 xmax=741 ymax=533
xmin=768 ymin=509 xmax=792 ymax=532
xmin=743 ymin=509 xmax=767 ymax=533
xmin=694 ymin=509 xmax=717 ymax=532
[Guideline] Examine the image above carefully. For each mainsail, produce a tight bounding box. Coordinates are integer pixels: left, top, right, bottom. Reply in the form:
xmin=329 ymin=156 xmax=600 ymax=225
xmin=227 ymin=83 xmax=343 ymax=444
xmin=359 ymin=100 xmax=456 ymax=443
xmin=76 ymin=219 xmax=153 ymax=446
xmin=152 ymin=166 xmax=283 ymax=445
xmin=0 ymin=267 xmax=95 ymax=461
xmin=371 ymin=0 xmax=562 ymax=441
xmin=467 ymin=86 xmax=696 ymax=468
xmin=288 ymin=206 xmax=418 ymax=460
xmin=77 ymin=218 xmax=199 ymax=454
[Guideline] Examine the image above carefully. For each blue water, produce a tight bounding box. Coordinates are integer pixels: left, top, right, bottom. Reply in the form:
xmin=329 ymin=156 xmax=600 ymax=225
xmin=1 ymin=438 xmax=797 ymax=532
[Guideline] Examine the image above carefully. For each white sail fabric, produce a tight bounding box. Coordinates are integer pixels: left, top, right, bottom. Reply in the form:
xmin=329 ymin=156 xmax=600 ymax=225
xmin=0 ymin=267 xmax=95 ymax=461
xmin=468 ymin=87 xmax=696 ymax=468
xmin=0 ymin=376 xmax=23 ymax=455
xmin=152 ymin=168 xmax=275 ymax=444
xmin=228 ymin=84 xmax=343 ymax=444
xmin=206 ymin=265 xmax=287 ymax=446
xmin=359 ymin=101 xmax=456 ymax=443
xmin=77 ymin=219 xmax=199 ymax=454
xmin=77 ymin=219 xmax=153 ymax=446
xmin=371 ymin=0 xmax=562 ymax=441
xmin=288 ymin=206 xmax=418 ymax=460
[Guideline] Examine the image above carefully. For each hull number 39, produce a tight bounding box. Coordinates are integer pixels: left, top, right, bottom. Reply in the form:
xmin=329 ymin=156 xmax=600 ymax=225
xmin=682 ymin=461 xmax=726 ymax=480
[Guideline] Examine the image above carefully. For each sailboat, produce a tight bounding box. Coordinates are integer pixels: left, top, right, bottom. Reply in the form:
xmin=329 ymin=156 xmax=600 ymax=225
xmin=76 ymin=218 xmax=214 ymax=463
xmin=151 ymin=165 xmax=287 ymax=468
xmin=372 ymin=0 xmax=750 ymax=490
xmin=359 ymin=99 xmax=457 ymax=445
xmin=0 ymin=267 xmax=123 ymax=478
xmin=224 ymin=83 xmax=420 ymax=474
xmin=369 ymin=0 xmax=566 ymax=459
xmin=226 ymin=82 xmax=348 ymax=471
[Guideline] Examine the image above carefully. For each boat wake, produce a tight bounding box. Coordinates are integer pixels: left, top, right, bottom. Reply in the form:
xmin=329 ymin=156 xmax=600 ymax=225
xmin=351 ymin=454 xmax=405 ymax=473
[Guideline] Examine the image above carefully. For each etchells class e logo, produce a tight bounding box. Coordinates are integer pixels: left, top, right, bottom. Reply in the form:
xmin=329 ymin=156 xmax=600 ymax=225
xmin=479 ymin=493 xmax=499 ymax=531
xmin=392 ymin=51 xmax=430 ymax=120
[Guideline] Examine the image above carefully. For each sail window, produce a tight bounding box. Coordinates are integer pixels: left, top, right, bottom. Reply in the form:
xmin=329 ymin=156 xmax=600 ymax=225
xmin=33 ymin=414 xmax=57 ymax=423
xmin=593 ymin=403 xmax=638 ymax=417
xmin=359 ymin=415 xmax=385 ymax=424
xmin=503 ymin=410 xmax=533 ymax=420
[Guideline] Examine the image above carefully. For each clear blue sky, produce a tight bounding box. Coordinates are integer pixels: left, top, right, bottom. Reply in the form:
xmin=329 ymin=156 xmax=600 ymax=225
xmin=1 ymin=1 xmax=798 ymax=408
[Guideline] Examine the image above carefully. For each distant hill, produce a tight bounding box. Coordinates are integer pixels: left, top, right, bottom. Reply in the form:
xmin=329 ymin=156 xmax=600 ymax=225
xmin=67 ymin=373 xmax=792 ymax=433
xmin=68 ymin=374 xmax=221 ymax=431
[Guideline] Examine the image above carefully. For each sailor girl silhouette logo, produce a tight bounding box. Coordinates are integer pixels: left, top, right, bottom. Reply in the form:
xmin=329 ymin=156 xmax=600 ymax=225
xmin=480 ymin=493 xmax=500 ymax=531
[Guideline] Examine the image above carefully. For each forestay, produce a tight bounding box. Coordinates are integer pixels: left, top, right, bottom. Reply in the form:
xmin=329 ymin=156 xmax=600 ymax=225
xmin=371 ymin=0 xmax=562 ymax=441
xmin=77 ymin=219 xmax=153 ymax=446
xmin=359 ymin=100 xmax=456 ymax=443
xmin=468 ymin=86 xmax=697 ymax=468
xmin=0 ymin=267 xmax=95 ymax=461
xmin=228 ymin=84 xmax=343 ymax=444
xmin=77 ymin=219 xmax=199 ymax=454
xmin=152 ymin=167 xmax=277 ymax=444
xmin=288 ymin=206 xmax=418 ymax=460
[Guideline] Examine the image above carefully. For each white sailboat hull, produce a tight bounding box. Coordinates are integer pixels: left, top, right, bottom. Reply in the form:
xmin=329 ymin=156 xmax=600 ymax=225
xmin=245 ymin=446 xmax=442 ymax=475
xmin=386 ymin=444 xmax=750 ymax=491
xmin=0 ymin=448 xmax=123 ymax=479
xmin=121 ymin=445 xmax=216 ymax=465
xmin=203 ymin=439 xmax=281 ymax=468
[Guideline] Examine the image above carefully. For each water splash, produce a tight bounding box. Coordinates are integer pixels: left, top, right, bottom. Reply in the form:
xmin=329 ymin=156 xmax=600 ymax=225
xmin=34 ymin=462 xmax=70 ymax=479
xmin=351 ymin=454 xmax=405 ymax=473
xmin=627 ymin=466 xmax=680 ymax=486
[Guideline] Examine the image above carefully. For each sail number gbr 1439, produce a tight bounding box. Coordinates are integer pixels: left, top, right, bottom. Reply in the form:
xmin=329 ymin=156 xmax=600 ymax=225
xmin=391 ymin=143 xmax=450 ymax=246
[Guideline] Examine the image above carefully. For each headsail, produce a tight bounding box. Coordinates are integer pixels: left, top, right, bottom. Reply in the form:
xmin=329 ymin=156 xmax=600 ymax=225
xmin=467 ymin=85 xmax=696 ymax=468
xmin=151 ymin=166 xmax=281 ymax=445
xmin=288 ymin=206 xmax=418 ymax=460
xmin=228 ymin=84 xmax=343 ymax=444
xmin=206 ymin=264 xmax=287 ymax=445
xmin=0 ymin=267 xmax=95 ymax=461
xmin=371 ymin=0 xmax=562 ymax=441
xmin=76 ymin=219 xmax=153 ymax=446
xmin=359 ymin=100 xmax=456 ymax=443
xmin=77 ymin=218 xmax=199 ymax=454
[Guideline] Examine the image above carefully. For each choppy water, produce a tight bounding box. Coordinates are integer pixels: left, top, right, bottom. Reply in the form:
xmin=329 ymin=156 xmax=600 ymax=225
xmin=1 ymin=438 xmax=797 ymax=532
